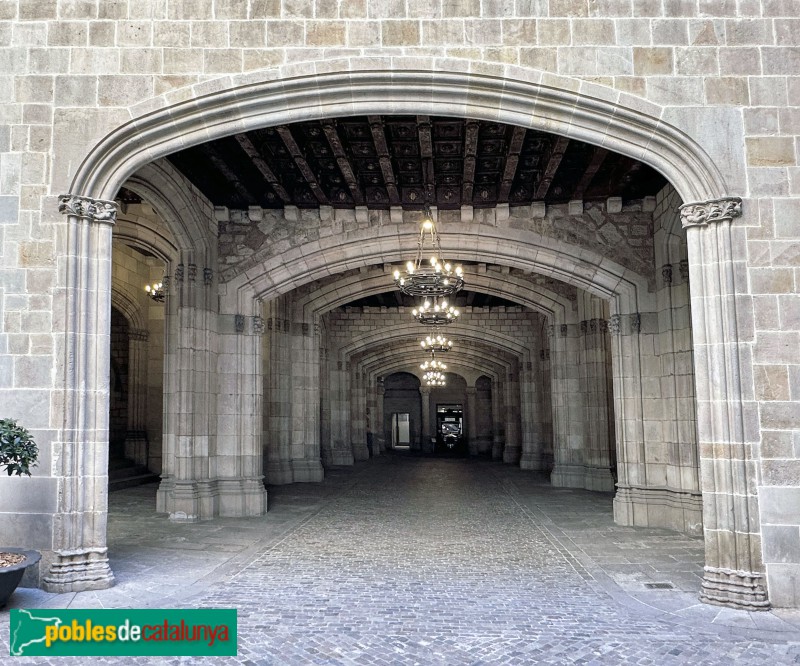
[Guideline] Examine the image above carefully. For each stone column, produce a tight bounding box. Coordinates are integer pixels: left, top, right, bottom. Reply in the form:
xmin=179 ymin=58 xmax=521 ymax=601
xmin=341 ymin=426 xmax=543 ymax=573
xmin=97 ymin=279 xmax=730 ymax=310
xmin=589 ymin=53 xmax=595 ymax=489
xmin=156 ymin=259 xmax=219 ymax=521
xmin=582 ymin=315 xmax=615 ymax=492
xmin=419 ymin=386 xmax=431 ymax=453
xmin=215 ymin=308 xmax=268 ymax=517
xmin=44 ymin=195 xmax=117 ymax=592
xmin=550 ymin=320 xmax=586 ymax=486
xmin=290 ymin=320 xmax=324 ymax=480
xmin=263 ymin=301 xmax=292 ymax=484
xmin=466 ymin=386 xmax=478 ymax=456
xmin=491 ymin=380 xmax=504 ymax=460
xmin=503 ymin=368 xmax=521 ymax=464
xmin=375 ymin=381 xmax=386 ymax=453
xmin=520 ymin=354 xmax=544 ymax=471
xmin=124 ymin=328 xmax=149 ymax=466
xmin=351 ymin=368 xmax=369 ymax=461
xmin=680 ymin=197 xmax=768 ymax=610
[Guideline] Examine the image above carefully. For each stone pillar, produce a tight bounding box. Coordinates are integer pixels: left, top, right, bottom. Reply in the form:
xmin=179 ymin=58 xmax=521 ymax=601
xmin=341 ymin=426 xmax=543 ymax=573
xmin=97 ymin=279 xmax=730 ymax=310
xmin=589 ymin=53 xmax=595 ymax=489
xmin=550 ymin=320 xmax=586 ymax=486
xmin=503 ymin=368 xmax=521 ymax=464
xmin=680 ymin=197 xmax=768 ymax=610
xmin=582 ymin=314 xmax=615 ymax=492
xmin=519 ymin=354 xmax=544 ymax=470
xmin=215 ymin=309 xmax=268 ymax=517
xmin=124 ymin=328 xmax=149 ymax=467
xmin=419 ymin=386 xmax=432 ymax=453
xmin=290 ymin=320 xmax=324 ymax=481
xmin=44 ymin=194 xmax=117 ymax=592
xmin=156 ymin=259 xmax=220 ymax=521
xmin=491 ymin=380 xmax=504 ymax=460
xmin=263 ymin=301 xmax=292 ymax=484
xmin=466 ymin=386 xmax=478 ymax=456
xmin=375 ymin=381 xmax=386 ymax=453
xmin=328 ymin=359 xmax=354 ymax=465
xmin=351 ymin=368 xmax=369 ymax=461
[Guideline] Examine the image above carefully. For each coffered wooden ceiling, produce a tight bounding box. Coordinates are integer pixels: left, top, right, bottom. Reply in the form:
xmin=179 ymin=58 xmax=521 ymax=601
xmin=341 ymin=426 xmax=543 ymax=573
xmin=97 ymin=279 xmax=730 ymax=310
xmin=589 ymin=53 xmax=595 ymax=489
xmin=165 ymin=116 xmax=667 ymax=211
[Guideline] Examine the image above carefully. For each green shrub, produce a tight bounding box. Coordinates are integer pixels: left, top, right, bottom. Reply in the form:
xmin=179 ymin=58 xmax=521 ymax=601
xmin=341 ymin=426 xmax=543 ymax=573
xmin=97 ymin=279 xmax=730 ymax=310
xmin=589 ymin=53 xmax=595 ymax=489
xmin=0 ymin=419 xmax=39 ymax=477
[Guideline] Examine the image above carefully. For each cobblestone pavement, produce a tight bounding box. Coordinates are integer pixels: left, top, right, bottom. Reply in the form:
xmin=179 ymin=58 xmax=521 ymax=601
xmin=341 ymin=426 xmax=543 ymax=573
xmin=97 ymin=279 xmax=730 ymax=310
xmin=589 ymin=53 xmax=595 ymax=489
xmin=3 ymin=456 xmax=800 ymax=664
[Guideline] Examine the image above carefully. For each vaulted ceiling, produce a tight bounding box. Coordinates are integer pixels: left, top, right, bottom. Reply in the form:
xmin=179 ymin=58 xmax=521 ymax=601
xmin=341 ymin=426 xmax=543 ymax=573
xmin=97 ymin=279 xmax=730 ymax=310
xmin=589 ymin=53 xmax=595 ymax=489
xmin=164 ymin=115 xmax=667 ymax=211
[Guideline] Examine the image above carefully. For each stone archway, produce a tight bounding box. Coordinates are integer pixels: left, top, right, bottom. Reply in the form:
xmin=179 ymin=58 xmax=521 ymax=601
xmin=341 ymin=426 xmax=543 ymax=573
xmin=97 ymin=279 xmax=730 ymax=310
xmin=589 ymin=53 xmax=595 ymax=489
xmin=55 ymin=66 xmax=761 ymax=610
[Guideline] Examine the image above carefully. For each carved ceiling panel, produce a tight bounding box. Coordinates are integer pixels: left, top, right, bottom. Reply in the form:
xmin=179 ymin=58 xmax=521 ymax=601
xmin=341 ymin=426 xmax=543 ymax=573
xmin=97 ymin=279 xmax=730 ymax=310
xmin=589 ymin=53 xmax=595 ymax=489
xmin=164 ymin=115 xmax=667 ymax=211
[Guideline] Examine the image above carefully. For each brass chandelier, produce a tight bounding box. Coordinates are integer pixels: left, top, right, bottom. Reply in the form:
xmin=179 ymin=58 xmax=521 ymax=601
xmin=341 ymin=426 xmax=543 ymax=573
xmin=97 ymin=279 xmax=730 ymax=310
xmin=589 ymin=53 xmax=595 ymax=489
xmin=411 ymin=297 xmax=460 ymax=326
xmin=420 ymin=333 xmax=453 ymax=352
xmin=393 ymin=209 xmax=464 ymax=298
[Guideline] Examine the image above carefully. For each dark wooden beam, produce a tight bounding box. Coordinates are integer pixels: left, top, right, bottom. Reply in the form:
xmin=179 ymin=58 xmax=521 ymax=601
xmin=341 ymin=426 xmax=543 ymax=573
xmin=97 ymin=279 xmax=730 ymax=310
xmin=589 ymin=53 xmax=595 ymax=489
xmin=461 ymin=120 xmax=479 ymax=204
xmin=498 ymin=126 xmax=527 ymax=202
xmin=571 ymin=146 xmax=608 ymax=200
xmin=234 ymin=134 xmax=292 ymax=204
xmin=533 ymin=137 xmax=570 ymax=200
xmin=204 ymin=144 xmax=258 ymax=205
xmin=322 ymin=120 xmax=365 ymax=205
xmin=417 ymin=115 xmax=434 ymax=204
xmin=275 ymin=125 xmax=330 ymax=205
xmin=368 ymin=116 xmax=401 ymax=206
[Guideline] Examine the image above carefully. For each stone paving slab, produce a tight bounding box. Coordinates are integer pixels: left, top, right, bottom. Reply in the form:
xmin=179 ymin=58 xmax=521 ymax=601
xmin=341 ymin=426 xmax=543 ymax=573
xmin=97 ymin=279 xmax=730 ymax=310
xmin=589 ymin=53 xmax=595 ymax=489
xmin=3 ymin=457 xmax=800 ymax=664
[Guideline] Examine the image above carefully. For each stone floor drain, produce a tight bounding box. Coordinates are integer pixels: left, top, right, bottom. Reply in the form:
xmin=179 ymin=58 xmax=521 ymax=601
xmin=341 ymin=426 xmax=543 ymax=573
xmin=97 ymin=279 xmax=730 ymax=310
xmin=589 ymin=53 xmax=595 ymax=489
xmin=644 ymin=582 xmax=675 ymax=589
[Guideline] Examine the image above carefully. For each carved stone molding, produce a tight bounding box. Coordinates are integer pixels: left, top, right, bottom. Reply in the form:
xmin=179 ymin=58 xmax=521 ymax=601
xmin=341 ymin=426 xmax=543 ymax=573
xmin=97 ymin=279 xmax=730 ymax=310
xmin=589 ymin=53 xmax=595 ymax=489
xmin=580 ymin=320 xmax=588 ymax=334
xmin=175 ymin=263 xmax=185 ymax=284
xmin=559 ymin=324 xmax=568 ymax=337
xmin=203 ymin=268 xmax=214 ymax=286
xmin=234 ymin=314 xmax=245 ymax=333
xmin=679 ymin=259 xmax=690 ymax=283
xmin=662 ymin=263 xmax=673 ymax=286
xmin=187 ymin=263 xmax=197 ymax=282
xmin=129 ymin=329 xmax=149 ymax=342
xmin=547 ymin=324 xmax=555 ymax=338
xmin=252 ymin=316 xmax=264 ymax=334
xmin=58 ymin=194 xmax=118 ymax=224
xmin=631 ymin=313 xmax=641 ymax=334
xmin=608 ymin=314 xmax=621 ymax=335
xmin=679 ymin=196 xmax=742 ymax=229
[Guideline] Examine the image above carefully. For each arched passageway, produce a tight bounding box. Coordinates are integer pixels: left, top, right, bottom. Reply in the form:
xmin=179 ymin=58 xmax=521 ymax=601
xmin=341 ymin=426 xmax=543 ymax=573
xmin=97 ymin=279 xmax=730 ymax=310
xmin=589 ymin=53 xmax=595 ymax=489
xmin=55 ymin=67 xmax=763 ymax=612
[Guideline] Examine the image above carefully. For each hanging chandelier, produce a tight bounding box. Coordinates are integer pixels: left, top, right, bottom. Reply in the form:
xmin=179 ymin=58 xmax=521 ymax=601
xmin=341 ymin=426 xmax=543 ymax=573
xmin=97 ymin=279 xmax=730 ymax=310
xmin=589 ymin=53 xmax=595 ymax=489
xmin=393 ymin=209 xmax=464 ymax=297
xmin=420 ymin=354 xmax=447 ymax=372
xmin=420 ymin=333 xmax=453 ymax=352
xmin=145 ymin=281 xmax=165 ymax=303
xmin=411 ymin=297 xmax=460 ymax=326
xmin=423 ymin=370 xmax=446 ymax=387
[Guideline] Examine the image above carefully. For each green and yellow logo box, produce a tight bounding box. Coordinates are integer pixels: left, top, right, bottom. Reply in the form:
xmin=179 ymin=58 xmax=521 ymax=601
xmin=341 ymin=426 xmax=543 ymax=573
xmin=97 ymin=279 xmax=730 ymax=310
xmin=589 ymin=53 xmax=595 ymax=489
xmin=9 ymin=609 xmax=237 ymax=657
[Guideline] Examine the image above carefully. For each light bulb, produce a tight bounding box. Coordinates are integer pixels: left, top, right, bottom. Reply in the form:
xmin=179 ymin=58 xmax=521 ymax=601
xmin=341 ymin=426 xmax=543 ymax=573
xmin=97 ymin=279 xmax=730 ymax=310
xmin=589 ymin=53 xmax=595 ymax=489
xmin=412 ymin=309 xmax=418 ymax=316
xmin=394 ymin=270 xmax=400 ymax=279
xmin=406 ymin=261 xmax=414 ymax=272
xmin=430 ymin=256 xmax=437 ymax=266
xmin=423 ymin=220 xmax=433 ymax=230
xmin=445 ymin=263 xmax=451 ymax=271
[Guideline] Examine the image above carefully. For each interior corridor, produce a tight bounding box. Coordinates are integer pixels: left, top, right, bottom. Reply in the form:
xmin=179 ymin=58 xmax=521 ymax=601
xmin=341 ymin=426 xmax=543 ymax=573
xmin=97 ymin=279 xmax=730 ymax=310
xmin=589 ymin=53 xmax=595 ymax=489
xmin=4 ymin=457 xmax=800 ymax=665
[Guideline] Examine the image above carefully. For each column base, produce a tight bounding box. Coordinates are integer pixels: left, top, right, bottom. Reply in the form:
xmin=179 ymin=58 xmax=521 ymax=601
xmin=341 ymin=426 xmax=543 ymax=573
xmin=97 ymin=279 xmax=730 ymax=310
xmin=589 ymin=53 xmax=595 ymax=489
xmin=157 ymin=477 xmax=267 ymax=520
xmin=291 ymin=459 xmax=324 ymax=482
xmin=502 ymin=445 xmax=520 ymax=464
xmin=264 ymin=461 xmax=293 ymax=485
xmin=217 ymin=478 xmax=267 ymax=517
xmin=324 ymin=449 xmax=355 ymax=466
xmin=613 ymin=484 xmax=703 ymax=536
xmin=42 ymin=547 xmax=115 ymax=593
xmin=584 ymin=466 xmax=615 ymax=492
xmin=700 ymin=566 xmax=770 ymax=610
xmin=550 ymin=463 xmax=585 ymax=488
xmin=519 ymin=452 xmax=544 ymax=471
xmin=352 ymin=443 xmax=370 ymax=461
xmin=124 ymin=432 xmax=148 ymax=467
xmin=492 ymin=439 xmax=504 ymax=460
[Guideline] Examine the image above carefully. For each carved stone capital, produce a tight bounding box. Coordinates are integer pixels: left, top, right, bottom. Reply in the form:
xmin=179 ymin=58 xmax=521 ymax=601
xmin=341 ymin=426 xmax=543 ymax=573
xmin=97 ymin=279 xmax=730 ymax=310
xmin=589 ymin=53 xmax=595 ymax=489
xmin=58 ymin=194 xmax=118 ymax=225
xmin=129 ymin=328 xmax=149 ymax=342
xmin=679 ymin=196 xmax=742 ymax=229
xmin=252 ymin=315 xmax=265 ymax=335
xmin=662 ymin=263 xmax=673 ymax=286
xmin=608 ymin=314 xmax=621 ymax=335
